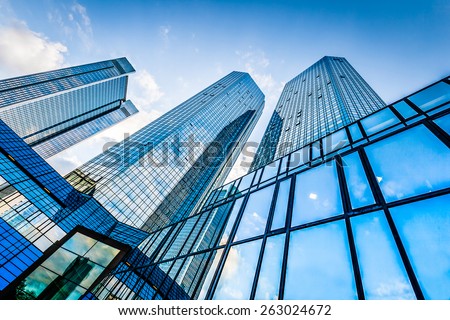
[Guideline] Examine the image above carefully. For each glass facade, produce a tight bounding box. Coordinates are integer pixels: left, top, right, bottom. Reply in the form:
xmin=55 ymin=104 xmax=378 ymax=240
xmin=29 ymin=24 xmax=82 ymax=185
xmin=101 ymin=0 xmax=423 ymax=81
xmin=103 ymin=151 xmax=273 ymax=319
xmin=251 ymin=56 xmax=385 ymax=170
xmin=0 ymin=58 xmax=137 ymax=158
xmin=67 ymin=71 xmax=265 ymax=232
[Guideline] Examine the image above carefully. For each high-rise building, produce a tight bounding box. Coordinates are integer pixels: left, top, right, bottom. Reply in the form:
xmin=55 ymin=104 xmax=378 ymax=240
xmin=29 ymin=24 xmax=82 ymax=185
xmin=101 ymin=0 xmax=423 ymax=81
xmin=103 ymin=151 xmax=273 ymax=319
xmin=0 ymin=58 xmax=138 ymax=159
xmin=93 ymin=74 xmax=450 ymax=300
xmin=251 ymin=56 xmax=385 ymax=170
xmin=67 ymin=71 xmax=265 ymax=232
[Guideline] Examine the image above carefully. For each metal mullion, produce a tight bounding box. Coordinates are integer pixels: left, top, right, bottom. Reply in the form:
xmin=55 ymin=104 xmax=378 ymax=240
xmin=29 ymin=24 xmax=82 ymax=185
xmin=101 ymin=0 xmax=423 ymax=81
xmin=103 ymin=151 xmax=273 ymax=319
xmin=424 ymin=119 xmax=450 ymax=148
xmin=358 ymin=148 xmax=425 ymax=300
xmin=335 ymin=155 xmax=365 ymax=300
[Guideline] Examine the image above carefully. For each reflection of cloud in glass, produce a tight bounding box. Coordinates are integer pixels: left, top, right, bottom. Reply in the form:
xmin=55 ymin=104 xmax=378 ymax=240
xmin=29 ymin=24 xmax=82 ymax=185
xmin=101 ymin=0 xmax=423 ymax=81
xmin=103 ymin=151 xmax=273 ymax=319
xmin=213 ymin=239 xmax=262 ymax=299
xmin=219 ymin=198 xmax=243 ymax=245
xmin=62 ymin=233 xmax=96 ymax=255
xmin=342 ymin=152 xmax=375 ymax=208
xmin=198 ymin=249 xmax=223 ymax=299
xmin=365 ymin=125 xmax=450 ymax=202
xmin=21 ymin=266 xmax=58 ymax=298
xmin=42 ymin=248 xmax=78 ymax=276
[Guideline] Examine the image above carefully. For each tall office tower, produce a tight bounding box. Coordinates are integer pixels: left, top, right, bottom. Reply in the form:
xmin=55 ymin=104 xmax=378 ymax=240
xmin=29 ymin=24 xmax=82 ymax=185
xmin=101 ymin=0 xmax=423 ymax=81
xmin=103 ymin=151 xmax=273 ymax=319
xmin=251 ymin=56 xmax=385 ymax=169
xmin=94 ymin=75 xmax=450 ymax=300
xmin=67 ymin=71 xmax=265 ymax=232
xmin=0 ymin=58 xmax=138 ymax=159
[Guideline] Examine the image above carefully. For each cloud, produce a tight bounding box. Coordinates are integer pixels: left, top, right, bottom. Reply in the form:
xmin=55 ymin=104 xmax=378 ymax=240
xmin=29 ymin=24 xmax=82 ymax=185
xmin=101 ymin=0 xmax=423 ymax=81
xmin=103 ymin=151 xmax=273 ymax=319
xmin=70 ymin=2 xmax=93 ymax=50
xmin=128 ymin=69 xmax=164 ymax=111
xmin=159 ymin=25 xmax=171 ymax=44
xmin=0 ymin=20 xmax=67 ymax=78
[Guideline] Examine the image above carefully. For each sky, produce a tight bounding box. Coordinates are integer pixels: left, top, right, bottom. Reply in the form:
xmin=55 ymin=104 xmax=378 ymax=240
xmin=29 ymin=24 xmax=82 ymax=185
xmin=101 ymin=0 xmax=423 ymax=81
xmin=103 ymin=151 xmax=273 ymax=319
xmin=0 ymin=0 xmax=449 ymax=181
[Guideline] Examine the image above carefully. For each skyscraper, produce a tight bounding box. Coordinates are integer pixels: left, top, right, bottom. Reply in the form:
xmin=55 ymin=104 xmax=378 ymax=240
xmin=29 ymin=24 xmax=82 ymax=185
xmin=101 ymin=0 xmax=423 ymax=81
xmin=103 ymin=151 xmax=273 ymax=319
xmin=0 ymin=58 xmax=138 ymax=159
xmin=251 ymin=56 xmax=385 ymax=169
xmin=67 ymin=71 xmax=265 ymax=231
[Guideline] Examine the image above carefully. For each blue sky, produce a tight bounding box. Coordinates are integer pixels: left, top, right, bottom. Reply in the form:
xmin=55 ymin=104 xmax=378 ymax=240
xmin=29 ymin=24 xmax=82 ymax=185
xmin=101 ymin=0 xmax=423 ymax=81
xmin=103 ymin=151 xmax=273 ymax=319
xmin=0 ymin=0 xmax=449 ymax=179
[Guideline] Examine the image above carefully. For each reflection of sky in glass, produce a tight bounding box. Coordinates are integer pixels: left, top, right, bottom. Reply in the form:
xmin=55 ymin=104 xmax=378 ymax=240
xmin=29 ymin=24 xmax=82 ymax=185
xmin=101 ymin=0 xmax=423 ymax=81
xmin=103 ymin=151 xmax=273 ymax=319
xmin=78 ymin=263 xmax=105 ymax=289
xmin=288 ymin=147 xmax=309 ymax=168
xmin=408 ymin=82 xmax=450 ymax=111
xmin=323 ymin=128 xmax=349 ymax=153
xmin=351 ymin=211 xmax=415 ymax=300
xmin=348 ymin=123 xmax=363 ymax=142
xmin=284 ymin=221 xmax=357 ymax=299
xmin=62 ymin=233 xmax=96 ymax=256
xmin=213 ymin=239 xmax=262 ymax=299
xmin=390 ymin=194 xmax=450 ymax=299
xmin=261 ymin=159 xmax=280 ymax=182
xmin=84 ymin=241 xmax=119 ymax=267
xmin=393 ymin=101 xmax=417 ymax=119
xmin=234 ymin=185 xmax=275 ymax=241
xmin=365 ymin=125 xmax=450 ymax=202
xmin=342 ymin=152 xmax=375 ymax=208
xmin=361 ymin=108 xmax=400 ymax=136
xmin=255 ymin=234 xmax=285 ymax=300
xmin=219 ymin=198 xmax=243 ymax=245
xmin=271 ymin=179 xmax=290 ymax=230
xmin=312 ymin=141 xmax=321 ymax=159
xmin=198 ymin=249 xmax=223 ymax=300
xmin=291 ymin=161 xmax=343 ymax=226
xmin=65 ymin=285 xmax=87 ymax=300
xmin=238 ymin=171 xmax=254 ymax=191
xmin=42 ymin=248 xmax=78 ymax=276
xmin=433 ymin=113 xmax=450 ymax=135
xmin=21 ymin=266 xmax=58 ymax=298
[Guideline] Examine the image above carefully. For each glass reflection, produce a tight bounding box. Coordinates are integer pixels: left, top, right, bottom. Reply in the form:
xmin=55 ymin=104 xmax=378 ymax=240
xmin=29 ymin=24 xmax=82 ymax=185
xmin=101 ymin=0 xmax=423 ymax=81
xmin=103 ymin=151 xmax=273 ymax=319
xmin=238 ymin=171 xmax=254 ymax=191
xmin=360 ymin=108 xmax=400 ymax=136
xmin=271 ymin=179 xmax=291 ymax=230
xmin=342 ymin=152 xmax=375 ymax=208
xmin=255 ymin=234 xmax=285 ymax=300
xmin=198 ymin=249 xmax=223 ymax=299
xmin=85 ymin=241 xmax=120 ymax=267
xmin=213 ymin=239 xmax=262 ymax=299
xmin=261 ymin=159 xmax=280 ymax=182
xmin=288 ymin=147 xmax=310 ymax=168
xmin=41 ymin=248 xmax=78 ymax=276
xmin=16 ymin=266 xmax=58 ymax=299
xmin=219 ymin=198 xmax=244 ymax=245
xmin=351 ymin=211 xmax=415 ymax=299
xmin=284 ymin=221 xmax=357 ymax=299
xmin=234 ymin=185 xmax=275 ymax=241
xmin=393 ymin=101 xmax=417 ymax=119
xmin=390 ymin=194 xmax=450 ymax=299
xmin=348 ymin=123 xmax=363 ymax=142
xmin=365 ymin=125 xmax=450 ymax=202
xmin=408 ymin=82 xmax=450 ymax=111
xmin=291 ymin=161 xmax=343 ymax=226
xmin=433 ymin=113 xmax=450 ymax=135
xmin=323 ymin=129 xmax=349 ymax=154
xmin=62 ymin=233 xmax=96 ymax=256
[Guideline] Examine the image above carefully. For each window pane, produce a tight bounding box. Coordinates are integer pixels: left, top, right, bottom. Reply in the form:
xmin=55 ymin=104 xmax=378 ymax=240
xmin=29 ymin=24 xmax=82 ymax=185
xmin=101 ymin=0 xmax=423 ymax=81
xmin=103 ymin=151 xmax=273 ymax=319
xmin=312 ymin=141 xmax=321 ymax=159
xmin=288 ymin=147 xmax=310 ymax=168
xmin=17 ymin=266 xmax=58 ymax=299
xmin=292 ymin=161 xmax=343 ymax=226
xmin=284 ymin=221 xmax=357 ymax=299
xmin=41 ymin=248 xmax=77 ymax=276
xmin=390 ymin=194 xmax=450 ymax=299
xmin=213 ymin=239 xmax=262 ymax=299
xmin=342 ymin=152 xmax=375 ymax=208
xmin=85 ymin=241 xmax=120 ymax=267
xmin=197 ymin=249 xmax=223 ymax=300
xmin=433 ymin=113 xmax=450 ymax=135
xmin=62 ymin=233 xmax=96 ymax=256
xmin=323 ymin=129 xmax=349 ymax=154
xmin=271 ymin=179 xmax=291 ymax=230
xmin=219 ymin=198 xmax=244 ymax=245
xmin=234 ymin=185 xmax=275 ymax=241
xmin=393 ymin=101 xmax=417 ymax=119
xmin=255 ymin=234 xmax=285 ymax=300
xmin=348 ymin=123 xmax=363 ymax=142
xmin=351 ymin=211 xmax=415 ymax=299
xmin=408 ymin=82 xmax=450 ymax=111
xmin=365 ymin=125 xmax=450 ymax=202
xmin=261 ymin=159 xmax=280 ymax=182
xmin=361 ymin=108 xmax=400 ymax=136
xmin=237 ymin=171 xmax=254 ymax=191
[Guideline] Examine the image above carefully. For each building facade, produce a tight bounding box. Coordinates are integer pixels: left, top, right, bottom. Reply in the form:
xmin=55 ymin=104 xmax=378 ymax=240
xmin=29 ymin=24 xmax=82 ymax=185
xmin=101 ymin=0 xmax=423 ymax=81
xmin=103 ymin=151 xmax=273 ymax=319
xmin=67 ymin=71 xmax=265 ymax=232
xmin=0 ymin=58 xmax=138 ymax=159
xmin=251 ymin=56 xmax=385 ymax=170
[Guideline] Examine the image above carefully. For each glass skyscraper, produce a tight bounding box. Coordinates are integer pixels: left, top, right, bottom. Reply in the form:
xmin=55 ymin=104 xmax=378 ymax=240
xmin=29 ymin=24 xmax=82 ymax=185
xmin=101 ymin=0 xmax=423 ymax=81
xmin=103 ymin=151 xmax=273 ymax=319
xmin=251 ymin=56 xmax=385 ymax=170
xmin=0 ymin=58 xmax=138 ymax=159
xmin=67 ymin=71 xmax=265 ymax=232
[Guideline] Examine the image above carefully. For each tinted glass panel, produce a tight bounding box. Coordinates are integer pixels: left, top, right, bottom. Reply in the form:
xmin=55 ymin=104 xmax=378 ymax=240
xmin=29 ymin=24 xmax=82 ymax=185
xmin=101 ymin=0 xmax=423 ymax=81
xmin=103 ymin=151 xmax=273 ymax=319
xmin=271 ymin=179 xmax=291 ymax=230
xmin=197 ymin=249 xmax=223 ymax=299
xmin=408 ymin=82 xmax=450 ymax=111
xmin=361 ymin=108 xmax=400 ymax=136
xmin=348 ymin=123 xmax=363 ymax=142
xmin=213 ymin=239 xmax=262 ymax=299
xmin=323 ymin=129 xmax=349 ymax=154
xmin=292 ymin=161 xmax=343 ymax=226
xmin=255 ymin=234 xmax=285 ymax=300
xmin=390 ymin=195 xmax=450 ymax=299
xmin=365 ymin=125 xmax=450 ymax=202
xmin=219 ymin=198 xmax=244 ymax=245
xmin=238 ymin=172 xmax=254 ymax=191
xmin=284 ymin=221 xmax=357 ymax=299
xmin=288 ymin=147 xmax=310 ymax=168
xmin=393 ymin=101 xmax=417 ymax=119
xmin=261 ymin=159 xmax=280 ymax=182
xmin=342 ymin=152 xmax=375 ymax=208
xmin=352 ymin=211 xmax=415 ymax=299
xmin=234 ymin=185 xmax=275 ymax=241
xmin=433 ymin=113 xmax=450 ymax=135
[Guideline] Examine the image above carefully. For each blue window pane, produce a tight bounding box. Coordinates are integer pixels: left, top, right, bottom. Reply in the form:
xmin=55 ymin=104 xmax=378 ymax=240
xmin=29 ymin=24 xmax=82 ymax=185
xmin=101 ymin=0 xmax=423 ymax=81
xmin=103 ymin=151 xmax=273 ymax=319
xmin=197 ymin=249 xmax=223 ymax=300
xmin=390 ymin=195 xmax=450 ymax=299
xmin=255 ymin=234 xmax=285 ymax=300
xmin=348 ymin=123 xmax=364 ymax=142
xmin=271 ymin=179 xmax=291 ymax=230
xmin=393 ymin=101 xmax=417 ymax=119
xmin=408 ymin=82 xmax=450 ymax=111
xmin=433 ymin=113 xmax=450 ymax=135
xmin=361 ymin=108 xmax=400 ymax=136
xmin=312 ymin=141 xmax=321 ymax=159
xmin=342 ymin=152 xmax=375 ymax=209
xmin=323 ymin=129 xmax=349 ymax=154
xmin=234 ymin=185 xmax=275 ymax=241
xmin=365 ymin=125 xmax=450 ymax=202
xmin=351 ymin=211 xmax=415 ymax=299
xmin=288 ymin=147 xmax=310 ymax=168
xmin=213 ymin=239 xmax=262 ymax=299
xmin=292 ymin=161 xmax=343 ymax=226
xmin=284 ymin=221 xmax=357 ymax=299
xmin=261 ymin=159 xmax=280 ymax=182
xmin=219 ymin=198 xmax=244 ymax=245
xmin=237 ymin=171 xmax=254 ymax=191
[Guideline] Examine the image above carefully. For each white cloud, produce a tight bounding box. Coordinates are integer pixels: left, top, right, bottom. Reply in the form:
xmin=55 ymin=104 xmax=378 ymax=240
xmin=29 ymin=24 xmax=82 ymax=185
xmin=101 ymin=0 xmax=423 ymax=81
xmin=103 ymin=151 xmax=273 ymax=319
xmin=70 ymin=2 xmax=93 ymax=50
xmin=159 ymin=25 xmax=171 ymax=44
xmin=128 ymin=69 xmax=164 ymax=111
xmin=0 ymin=20 xmax=67 ymax=78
